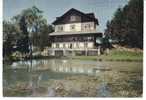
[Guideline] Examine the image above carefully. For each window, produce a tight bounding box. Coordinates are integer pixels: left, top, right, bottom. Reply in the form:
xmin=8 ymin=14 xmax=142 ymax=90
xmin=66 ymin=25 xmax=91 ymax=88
xmin=84 ymin=24 xmax=91 ymax=30
xmin=88 ymin=24 xmax=90 ymax=28
xmin=53 ymin=43 xmax=56 ymax=48
xmin=87 ymin=36 xmax=92 ymax=41
xmin=76 ymin=43 xmax=79 ymax=48
xmin=57 ymin=26 xmax=63 ymax=32
xmin=60 ymin=26 xmax=63 ymax=30
xmin=70 ymin=16 xmax=76 ymax=21
xmin=63 ymin=43 xmax=66 ymax=48
xmin=56 ymin=43 xmax=59 ymax=48
xmin=84 ymin=42 xmax=88 ymax=48
xmin=70 ymin=24 xmax=75 ymax=30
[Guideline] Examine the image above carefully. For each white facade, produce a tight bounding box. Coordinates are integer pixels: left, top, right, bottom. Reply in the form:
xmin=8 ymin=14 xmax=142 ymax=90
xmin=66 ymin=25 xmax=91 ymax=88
xmin=64 ymin=23 xmax=81 ymax=32
xmin=52 ymin=22 xmax=97 ymax=49
xmin=52 ymin=42 xmax=94 ymax=49
xmin=55 ymin=22 xmax=96 ymax=32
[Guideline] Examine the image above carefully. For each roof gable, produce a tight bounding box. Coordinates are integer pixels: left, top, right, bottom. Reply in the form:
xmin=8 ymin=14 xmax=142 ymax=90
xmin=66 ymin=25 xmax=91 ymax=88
xmin=52 ymin=8 xmax=99 ymax=25
xmin=86 ymin=13 xmax=95 ymax=18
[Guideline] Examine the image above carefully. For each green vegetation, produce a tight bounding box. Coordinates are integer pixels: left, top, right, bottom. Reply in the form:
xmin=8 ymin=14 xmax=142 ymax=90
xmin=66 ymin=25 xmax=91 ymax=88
xmin=71 ymin=49 xmax=143 ymax=61
xmin=3 ymin=6 xmax=54 ymax=61
xmin=98 ymin=49 xmax=143 ymax=61
xmin=105 ymin=0 xmax=143 ymax=49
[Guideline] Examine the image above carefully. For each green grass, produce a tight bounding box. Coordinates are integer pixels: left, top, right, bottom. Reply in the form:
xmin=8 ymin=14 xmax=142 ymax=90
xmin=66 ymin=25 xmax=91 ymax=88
xmin=71 ymin=49 xmax=143 ymax=61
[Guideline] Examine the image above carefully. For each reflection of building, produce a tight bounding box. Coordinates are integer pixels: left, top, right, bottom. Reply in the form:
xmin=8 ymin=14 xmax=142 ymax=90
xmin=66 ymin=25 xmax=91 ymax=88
xmin=49 ymin=60 xmax=99 ymax=75
xmin=12 ymin=59 xmax=100 ymax=76
xmin=49 ymin=8 xmax=102 ymax=56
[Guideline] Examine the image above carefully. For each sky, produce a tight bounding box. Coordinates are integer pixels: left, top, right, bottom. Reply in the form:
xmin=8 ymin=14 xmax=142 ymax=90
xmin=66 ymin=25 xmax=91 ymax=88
xmin=3 ymin=0 xmax=129 ymax=32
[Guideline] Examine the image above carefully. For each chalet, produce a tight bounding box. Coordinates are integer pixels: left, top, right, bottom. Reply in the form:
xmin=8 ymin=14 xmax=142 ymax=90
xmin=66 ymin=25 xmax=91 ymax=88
xmin=49 ymin=8 xmax=103 ymax=56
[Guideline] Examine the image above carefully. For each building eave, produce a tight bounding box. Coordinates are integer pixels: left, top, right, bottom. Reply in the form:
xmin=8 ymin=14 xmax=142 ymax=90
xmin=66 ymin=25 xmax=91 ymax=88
xmin=49 ymin=31 xmax=102 ymax=36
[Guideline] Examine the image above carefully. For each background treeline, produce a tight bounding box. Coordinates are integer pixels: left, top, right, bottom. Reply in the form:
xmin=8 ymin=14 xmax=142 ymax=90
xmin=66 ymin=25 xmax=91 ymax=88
xmin=3 ymin=6 xmax=54 ymax=59
xmin=105 ymin=0 xmax=143 ymax=49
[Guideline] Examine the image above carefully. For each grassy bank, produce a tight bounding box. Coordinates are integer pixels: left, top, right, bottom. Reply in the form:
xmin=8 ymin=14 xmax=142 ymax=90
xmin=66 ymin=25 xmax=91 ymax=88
xmin=4 ymin=48 xmax=143 ymax=63
xmin=71 ymin=49 xmax=143 ymax=62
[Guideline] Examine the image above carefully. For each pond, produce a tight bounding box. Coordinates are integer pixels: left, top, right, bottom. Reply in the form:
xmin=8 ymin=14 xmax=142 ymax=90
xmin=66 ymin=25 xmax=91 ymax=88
xmin=3 ymin=59 xmax=143 ymax=97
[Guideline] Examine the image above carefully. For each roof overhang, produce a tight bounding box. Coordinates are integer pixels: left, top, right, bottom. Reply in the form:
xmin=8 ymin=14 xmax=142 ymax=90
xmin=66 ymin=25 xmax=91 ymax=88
xmin=49 ymin=31 xmax=102 ymax=36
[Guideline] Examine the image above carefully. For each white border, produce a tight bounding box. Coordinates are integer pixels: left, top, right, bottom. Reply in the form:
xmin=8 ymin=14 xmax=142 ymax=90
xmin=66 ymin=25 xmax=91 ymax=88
xmin=143 ymin=0 xmax=146 ymax=100
xmin=0 ymin=0 xmax=3 ymax=97
xmin=0 ymin=0 xmax=145 ymax=100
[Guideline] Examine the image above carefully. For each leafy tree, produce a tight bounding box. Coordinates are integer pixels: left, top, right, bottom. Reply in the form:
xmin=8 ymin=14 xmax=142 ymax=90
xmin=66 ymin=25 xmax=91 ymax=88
xmin=33 ymin=24 xmax=54 ymax=51
xmin=3 ymin=21 xmax=17 ymax=58
xmin=12 ymin=6 xmax=53 ymax=53
xmin=3 ymin=6 xmax=54 ymax=59
xmin=105 ymin=0 xmax=143 ymax=49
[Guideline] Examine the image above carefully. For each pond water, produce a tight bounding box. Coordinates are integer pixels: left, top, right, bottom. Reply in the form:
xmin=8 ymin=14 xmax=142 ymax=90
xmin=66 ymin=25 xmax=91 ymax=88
xmin=3 ymin=59 xmax=143 ymax=97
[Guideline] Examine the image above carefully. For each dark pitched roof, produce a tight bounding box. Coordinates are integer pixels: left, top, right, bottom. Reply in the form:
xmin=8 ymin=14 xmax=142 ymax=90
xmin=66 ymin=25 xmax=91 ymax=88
xmin=86 ymin=13 xmax=95 ymax=18
xmin=52 ymin=8 xmax=99 ymax=25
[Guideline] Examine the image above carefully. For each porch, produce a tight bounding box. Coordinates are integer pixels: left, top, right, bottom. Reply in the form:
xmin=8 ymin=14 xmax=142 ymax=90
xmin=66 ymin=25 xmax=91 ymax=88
xmin=48 ymin=48 xmax=101 ymax=56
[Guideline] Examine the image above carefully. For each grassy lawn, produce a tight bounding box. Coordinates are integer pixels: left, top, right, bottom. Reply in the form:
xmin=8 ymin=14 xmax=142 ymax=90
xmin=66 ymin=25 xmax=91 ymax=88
xmin=71 ymin=49 xmax=143 ymax=61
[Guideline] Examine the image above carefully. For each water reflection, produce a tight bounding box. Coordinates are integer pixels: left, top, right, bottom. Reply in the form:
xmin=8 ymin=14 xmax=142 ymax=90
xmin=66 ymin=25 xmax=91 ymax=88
xmin=50 ymin=59 xmax=101 ymax=75
xmin=3 ymin=59 xmax=143 ymax=97
xmin=11 ymin=59 xmax=100 ymax=75
xmin=4 ymin=59 xmax=102 ymax=96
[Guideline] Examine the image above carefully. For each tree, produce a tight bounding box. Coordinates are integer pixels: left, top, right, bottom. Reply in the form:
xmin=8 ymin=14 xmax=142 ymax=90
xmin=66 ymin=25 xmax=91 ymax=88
xmin=3 ymin=6 xmax=54 ymax=59
xmin=105 ymin=0 xmax=143 ymax=49
xmin=3 ymin=21 xmax=17 ymax=58
xmin=12 ymin=6 xmax=53 ymax=54
xmin=34 ymin=24 xmax=54 ymax=51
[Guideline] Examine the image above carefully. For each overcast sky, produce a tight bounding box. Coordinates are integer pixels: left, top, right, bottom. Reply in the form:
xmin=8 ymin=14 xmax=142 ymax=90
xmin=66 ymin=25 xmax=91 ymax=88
xmin=3 ymin=0 xmax=129 ymax=32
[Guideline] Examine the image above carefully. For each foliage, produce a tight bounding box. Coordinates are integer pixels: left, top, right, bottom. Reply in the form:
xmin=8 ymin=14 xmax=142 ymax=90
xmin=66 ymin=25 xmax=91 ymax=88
xmin=34 ymin=24 xmax=54 ymax=50
xmin=12 ymin=6 xmax=45 ymax=53
xmin=3 ymin=6 xmax=54 ymax=59
xmin=105 ymin=0 xmax=143 ymax=49
xmin=71 ymin=48 xmax=143 ymax=61
xmin=3 ymin=21 xmax=17 ymax=58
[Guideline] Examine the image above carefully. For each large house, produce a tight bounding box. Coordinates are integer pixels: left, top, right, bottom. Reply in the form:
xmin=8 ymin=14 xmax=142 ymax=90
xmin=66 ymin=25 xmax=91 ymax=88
xmin=49 ymin=8 xmax=102 ymax=56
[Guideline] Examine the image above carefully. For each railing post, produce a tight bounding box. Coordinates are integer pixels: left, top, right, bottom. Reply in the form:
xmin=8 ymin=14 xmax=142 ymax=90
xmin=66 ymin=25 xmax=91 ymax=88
xmin=85 ymin=48 xmax=88 ymax=56
xmin=63 ymin=49 xmax=65 ymax=56
xmin=97 ymin=46 xmax=101 ymax=56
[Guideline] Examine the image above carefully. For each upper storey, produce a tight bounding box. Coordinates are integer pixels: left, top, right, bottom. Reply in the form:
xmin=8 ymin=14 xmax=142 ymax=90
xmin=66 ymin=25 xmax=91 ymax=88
xmin=52 ymin=8 xmax=99 ymax=32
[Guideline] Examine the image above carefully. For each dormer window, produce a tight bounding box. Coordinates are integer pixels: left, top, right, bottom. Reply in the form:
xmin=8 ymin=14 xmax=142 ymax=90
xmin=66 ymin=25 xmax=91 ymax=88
xmin=70 ymin=15 xmax=76 ymax=21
